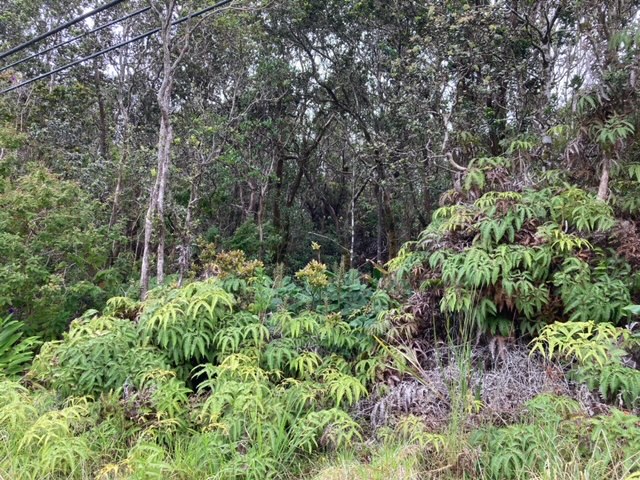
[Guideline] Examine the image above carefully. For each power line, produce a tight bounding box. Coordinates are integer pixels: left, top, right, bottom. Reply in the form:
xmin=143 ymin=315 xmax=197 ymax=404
xmin=0 ymin=0 xmax=127 ymax=61
xmin=0 ymin=6 xmax=151 ymax=74
xmin=1 ymin=0 xmax=235 ymax=95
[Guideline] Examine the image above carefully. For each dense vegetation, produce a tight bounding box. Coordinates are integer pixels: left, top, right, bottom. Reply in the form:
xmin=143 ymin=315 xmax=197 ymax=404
xmin=1 ymin=0 xmax=640 ymax=478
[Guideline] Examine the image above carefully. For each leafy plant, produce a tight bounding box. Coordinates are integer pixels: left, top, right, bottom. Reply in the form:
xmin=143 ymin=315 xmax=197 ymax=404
xmin=139 ymin=280 xmax=235 ymax=367
xmin=0 ymin=314 xmax=39 ymax=377
xmin=0 ymin=167 xmax=118 ymax=338
xmin=29 ymin=313 xmax=169 ymax=397
xmin=389 ymin=163 xmax=633 ymax=338
xmin=532 ymin=321 xmax=639 ymax=409
xmin=474 ymin=395 xmax=640 ymax=479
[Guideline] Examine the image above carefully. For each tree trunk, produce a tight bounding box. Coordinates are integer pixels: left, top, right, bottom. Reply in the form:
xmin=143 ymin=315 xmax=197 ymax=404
xmin=273 ymin=154 xmax=284 ymax=232
xmin=178 ymin=178 xmax=196 ymax=287
xmin=383 ymin=190 xmax=398 ymax=259
xmin=140 ymin=0 xmax=178 ymax=299
xmin=155 ymin=107 xmax=173 ymax=286
xmin=94 ymin=59 xmax=109 ymax=162
xmin=597 ymin=156 xmax=610 ymax=201
xmin=375 ymin=182 xmax=383 ymax=263
xmin=140 ymin=178 xmax=159 ymax=299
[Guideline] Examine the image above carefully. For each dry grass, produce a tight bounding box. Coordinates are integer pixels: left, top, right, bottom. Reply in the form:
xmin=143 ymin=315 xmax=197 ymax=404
xmin=359 ymin=344 xmax=571 ymax=429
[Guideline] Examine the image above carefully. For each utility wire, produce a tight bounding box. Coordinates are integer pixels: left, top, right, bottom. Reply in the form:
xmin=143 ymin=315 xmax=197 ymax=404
xmin=0 ymin=6 xmax=151 ymax=74
xmin=0 ymin=0 xmax=127 ymax=61
xmin=1 ymin=0 xmax=235 ymax=95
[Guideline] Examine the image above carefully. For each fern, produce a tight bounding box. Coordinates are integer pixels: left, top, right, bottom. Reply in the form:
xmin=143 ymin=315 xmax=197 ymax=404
xmin=289 ymin=351 xmax=322 ymax=379
xmin=391 ymin=415 xmax=446 ymax=451
xmin=322 ymin=369 xmax=367 ymax=408
xmin=532 ymin=320 xmax=625 ymax=366
xmin=7 ymin=270 xmax=395 ymax=478
xmin=533 ymin=321 xmax=638 ymax=408
xmin=550 ymin=187 xmax=615 ymax=232
xmin=291 ymin=408 xmax=362 ymax=452
xmin=0 ymin=379 xmax=39 ymax=433
xmin=575 ymin=362 xmax=640 ymax=408
xmin=525 ymin=394 xmax=582 ymax=421
xmin=274 ymin=310 xmax=319 ymax=338
xmin=0 ymin=314 xmax=40 ymax=376
xmin=464 ymin=167 xmax=486 ymax=191
xmin=18 ymin=398 xmax=94 ymax=476
xmin=262 ymin=338 xmax=299 ymax=372
xmin=140 ymin=280 xmax=234 ymax=365
xmin=30 ymin=315 xmax=168 ymax=396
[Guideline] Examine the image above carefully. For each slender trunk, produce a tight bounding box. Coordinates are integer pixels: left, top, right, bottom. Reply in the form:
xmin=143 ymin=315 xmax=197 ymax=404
xmin=375 ymin=182 xmax=383 ymax=263
xmin=156 ymin=110 xmax=172 ymax=285
xmin=597 ymin=156 xmax=610 ymax=201
xmin=350 ymin=172 xmax=356 ymax=268
xmin=384 ymin=191 xmax=398 ymax=259
xmin=141 ymin=87 xmax=172 ymax=298
xmin=277 ymin=159 xmax=305 ymax=262
xmin=140 ymin=0 xmax=178 ymax=298
xmin=257 ymin=191 xmax=265 ymax=258
xmin=109 ymin=109 xmax=128 ymax=231
xmin=109 ymin=167 xmax=123 ymax=229
xmin=273 ymin=155 xmax=284 ymax=231
xmin=140 ymin=178 xmax=159 ymax=298
xmin=111 ymin=28 xmax=131 ymax=233
xmin=178 ymin=179 xmax=196 ymax=287
xmin=94 ymin=60 xmax=109 ymax=162
xmin=542 ymin=42 xmax=553 ymax=107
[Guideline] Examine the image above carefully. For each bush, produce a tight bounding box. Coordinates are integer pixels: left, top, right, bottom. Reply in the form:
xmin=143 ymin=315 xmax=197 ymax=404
xmin=0 ymin=314 xmax=39 ymax=377
xmin=17 ymin=266 xmax=396 ymax=479
xmin=389 ymin=163 xmax=637 ymax=337
xmin=0 ymin=167 xmax=118 ymax=338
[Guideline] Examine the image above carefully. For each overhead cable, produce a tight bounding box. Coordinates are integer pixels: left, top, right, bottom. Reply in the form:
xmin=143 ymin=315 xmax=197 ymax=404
xmin=1 ymin=0 xmax=235 ymax=95
xmin=0 ymin=0 xmax=127 ymax=61
xmin=0 ymin=6 xmax=151 ymax=74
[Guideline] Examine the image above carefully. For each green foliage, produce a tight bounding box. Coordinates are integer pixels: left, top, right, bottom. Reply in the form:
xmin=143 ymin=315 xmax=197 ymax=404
xmin=29 ymin=313 xmax=169 ymax=397
xmin=139 ymin=280 xmax=235 ymax=366
xmin=0 ymin=167 xmax=118 ymax=338
xmin=0 ymin=314 xmax=39 ymax=377
xmin=0 ymin=381 xmax=95 ymax=478
xmin=309 ymin=441 xmax=426 ymax=480
xmin=7 ymin=266 xmax=393 ymax=479
xmin=474 ymin=394 xmax=640 ymax=479
xmin=378 ymin=414 xmax=446 ymax=452
xmin=594 ymin=116 xmax=635 ymax=150
xmin=390 ymin=165 xmax=633 ymax=337
xmin=224 ymin=220 xmax=281 ymax=263
xmin=533 ymin=321 xmax=639 ymax=409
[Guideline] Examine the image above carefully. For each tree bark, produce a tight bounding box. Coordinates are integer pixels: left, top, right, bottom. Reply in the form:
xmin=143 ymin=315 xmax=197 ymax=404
xmin=374 ymin=182 xmax=383 ymax=262
xmin=597 ymin=156 xmax=610 ymax=201
xmin=140 ymin=0 xmax=178 ymax=299
xmin=94 ymin=59 xmax=109 ymax=163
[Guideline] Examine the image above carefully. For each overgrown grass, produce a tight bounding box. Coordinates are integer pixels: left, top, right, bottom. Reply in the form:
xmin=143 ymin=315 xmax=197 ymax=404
xmin=309 ymin=443 xmax=425 ymax=480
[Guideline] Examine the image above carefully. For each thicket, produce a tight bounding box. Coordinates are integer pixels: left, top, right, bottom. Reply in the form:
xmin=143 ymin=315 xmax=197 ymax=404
xmin=0 ymin=167 xmax=122 ymax=338
xmin=390 ymin=158 xmax=640 ymax=338
xmin=1 ymin=252 xmax=639 ymax=479
xmin=1 ymin=2 xmax=640 ymax=477
xmin=0 ymin=254 xmax=400 ymax=479
xmin=1 ymin=148 xmax=639 ymax=480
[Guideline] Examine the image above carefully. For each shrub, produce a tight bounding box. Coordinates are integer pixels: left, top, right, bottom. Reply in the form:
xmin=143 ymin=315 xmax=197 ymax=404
xmin=18 ymin=269 xmax=396 ymax=479
xmin=473 ymin=395 xmax=640 ymax=479
xmin=0 ymin=314 xmax=39 ymax=377
xmin=0 ymin=167 xmax=118 ymax=338
xmin=389 ymin=163 xmax=636 ymax=337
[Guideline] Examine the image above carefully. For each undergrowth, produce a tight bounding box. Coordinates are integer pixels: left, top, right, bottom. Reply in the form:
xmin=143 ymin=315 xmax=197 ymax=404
xmin=0 ymin=245 xmax=638 ymax=479
xmin=1 ymin=257 xmax=396 ymax=479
